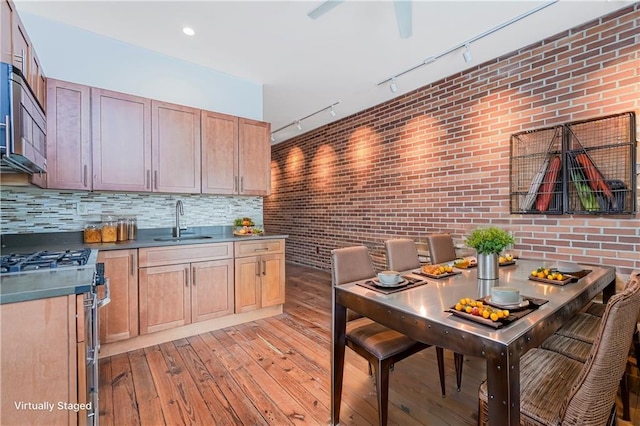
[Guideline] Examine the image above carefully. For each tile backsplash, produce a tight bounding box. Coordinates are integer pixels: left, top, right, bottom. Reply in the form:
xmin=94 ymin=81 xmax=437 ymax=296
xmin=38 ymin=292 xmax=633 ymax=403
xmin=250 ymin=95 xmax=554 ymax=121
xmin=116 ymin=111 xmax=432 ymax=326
xmin=0 ymin=187 xmax=263 ymax=234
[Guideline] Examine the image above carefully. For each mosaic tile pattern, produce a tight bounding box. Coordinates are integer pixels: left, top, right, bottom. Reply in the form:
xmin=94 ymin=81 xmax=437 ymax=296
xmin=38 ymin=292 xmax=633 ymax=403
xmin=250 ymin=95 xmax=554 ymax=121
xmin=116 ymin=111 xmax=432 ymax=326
xmin=0 ymin=187 xmax=263 ymax=234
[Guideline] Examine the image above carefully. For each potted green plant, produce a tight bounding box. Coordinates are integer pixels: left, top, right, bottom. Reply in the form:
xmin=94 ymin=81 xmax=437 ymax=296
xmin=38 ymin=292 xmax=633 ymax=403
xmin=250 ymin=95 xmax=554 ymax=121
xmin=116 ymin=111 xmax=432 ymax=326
xmin=465 ymin=227 xmax=515 ymax=280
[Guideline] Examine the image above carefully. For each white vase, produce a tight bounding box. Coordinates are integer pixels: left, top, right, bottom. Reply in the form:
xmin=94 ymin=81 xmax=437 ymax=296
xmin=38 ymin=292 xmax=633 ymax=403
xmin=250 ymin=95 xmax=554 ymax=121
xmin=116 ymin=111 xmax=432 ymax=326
xmin=478 ymin=253 xmax=499 ymax=280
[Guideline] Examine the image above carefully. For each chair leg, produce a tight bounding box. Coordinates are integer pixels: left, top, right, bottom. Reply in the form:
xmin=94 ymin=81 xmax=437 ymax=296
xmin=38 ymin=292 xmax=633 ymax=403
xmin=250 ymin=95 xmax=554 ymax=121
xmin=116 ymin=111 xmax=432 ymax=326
xmin=374 ymin=359 xmax=391 ymax=426
xmin=454 ymin=352 xmax=464 ymax=391
xmin=620 ymin=365 xmax=630 ymax=421
xmin=368 ymin=362 xmax=373 ymax=377
xmin=435 ymin=347 xmax=446 ymax=397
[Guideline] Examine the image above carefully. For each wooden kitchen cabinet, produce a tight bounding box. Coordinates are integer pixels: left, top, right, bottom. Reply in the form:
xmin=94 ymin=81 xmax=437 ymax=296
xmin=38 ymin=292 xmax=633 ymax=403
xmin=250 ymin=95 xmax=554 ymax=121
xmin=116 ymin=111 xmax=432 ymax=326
xmin=234 ymin=239 xmax=285 ymax=313
xmin=0 ymin=295 xmax=80 ymax=425
xmin=138 ymin=243 xmax=234 ymax=334
xmin=201 ymin=110 xmax=238 ymax=194
xmin=152 ymin=100 xmax=201 ymax=193
xmin=91 ymin=87 xmax=152 ymax=192
xmin=98 ymin=249 xmax=138 ymax=343
xmin=202 ymin=111 xmax=271 ymax=195
xmin=238 ymin=118 xmax=271 ymax=195
xmin=1 ymin=0 xmax=14 ymax=65
xmin=45 ymin=79 xmax=92 ymax=190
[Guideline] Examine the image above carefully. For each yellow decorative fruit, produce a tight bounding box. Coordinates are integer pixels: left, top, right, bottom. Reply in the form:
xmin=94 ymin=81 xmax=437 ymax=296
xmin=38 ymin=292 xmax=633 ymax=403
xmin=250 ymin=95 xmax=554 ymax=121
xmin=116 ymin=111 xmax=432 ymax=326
xmin=482 ymin=310 xmax=490 ymax=319
xmin=490 ymin=312 xmax=499 ymax=322
xmin=465 ymin=306 xmax=473 ymax=314
xmin=502 ymin=310 xmax=509 ymax=317
xmin=455 ymin=303 xmax=463 ymax=311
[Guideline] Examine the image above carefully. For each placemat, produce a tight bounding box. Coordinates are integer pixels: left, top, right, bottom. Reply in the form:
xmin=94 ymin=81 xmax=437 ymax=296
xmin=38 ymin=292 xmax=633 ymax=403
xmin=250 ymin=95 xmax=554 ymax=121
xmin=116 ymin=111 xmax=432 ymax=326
xmin=447 ymin=296 xmax=548 ymax=329
xmin=357 ymin=276 xmax=429 ymax=294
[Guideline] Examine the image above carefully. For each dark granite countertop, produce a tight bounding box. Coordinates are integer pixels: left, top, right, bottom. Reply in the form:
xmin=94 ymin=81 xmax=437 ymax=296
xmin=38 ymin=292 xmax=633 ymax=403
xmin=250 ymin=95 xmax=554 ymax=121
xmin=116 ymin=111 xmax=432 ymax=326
xmin=0 ymin=267 xmax=96 ymax=304
xmin=1 ymin=226 xmax=289 ymax=253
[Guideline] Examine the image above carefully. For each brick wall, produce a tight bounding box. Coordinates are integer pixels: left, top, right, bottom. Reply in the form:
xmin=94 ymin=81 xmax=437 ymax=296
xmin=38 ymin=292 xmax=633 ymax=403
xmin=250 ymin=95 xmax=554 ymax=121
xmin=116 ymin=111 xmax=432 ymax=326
xmin=266 ymin=5 xmax=640 ymax=277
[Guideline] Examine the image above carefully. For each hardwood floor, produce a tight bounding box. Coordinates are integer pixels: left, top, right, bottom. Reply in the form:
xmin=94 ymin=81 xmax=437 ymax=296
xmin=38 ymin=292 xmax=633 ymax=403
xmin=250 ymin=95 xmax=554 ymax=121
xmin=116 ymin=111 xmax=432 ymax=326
xmin=99 ymin=262 xmax=639 ymax=425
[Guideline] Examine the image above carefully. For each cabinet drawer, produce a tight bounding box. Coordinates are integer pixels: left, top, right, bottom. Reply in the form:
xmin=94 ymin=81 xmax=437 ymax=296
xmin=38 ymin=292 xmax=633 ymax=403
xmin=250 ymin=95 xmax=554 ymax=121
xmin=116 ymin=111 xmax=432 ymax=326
xmin=234 ymin=239 xmax=284 ymax=257
xmin=139 ymin=242 xmax=233 ymax=267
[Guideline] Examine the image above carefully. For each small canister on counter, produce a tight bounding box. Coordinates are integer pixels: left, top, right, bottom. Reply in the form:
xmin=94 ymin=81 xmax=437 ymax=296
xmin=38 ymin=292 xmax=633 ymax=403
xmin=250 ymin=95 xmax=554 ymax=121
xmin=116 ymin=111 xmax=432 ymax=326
xmin=101 ymin=216 xmax=117 ymax=243
xmin=117 ymin=217 xmax=129 ymax=241
xmin=83 ymin=223 xmax=102 ymax=243
xmin=128 ymin=216 xmax=137 ymax=240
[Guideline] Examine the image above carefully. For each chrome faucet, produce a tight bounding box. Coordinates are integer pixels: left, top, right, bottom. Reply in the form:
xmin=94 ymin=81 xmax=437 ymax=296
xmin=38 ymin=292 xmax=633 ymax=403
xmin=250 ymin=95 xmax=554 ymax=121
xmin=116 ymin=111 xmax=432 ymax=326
xmin=173 ymin=200 xmax=184 ymax=237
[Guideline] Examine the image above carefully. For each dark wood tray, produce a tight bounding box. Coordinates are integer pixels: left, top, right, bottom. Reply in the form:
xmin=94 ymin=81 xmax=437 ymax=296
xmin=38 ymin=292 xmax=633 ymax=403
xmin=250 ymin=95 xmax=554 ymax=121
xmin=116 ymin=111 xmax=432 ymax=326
xmin=415 ymin=270 xmax=461 ymax=279
xmin=528 ymin=274 xmax=573 ymax=286
xmin=447 ymin=296 xmax=548 ymax=329
xmin=499 ymin=260 xmax=516 ymax=266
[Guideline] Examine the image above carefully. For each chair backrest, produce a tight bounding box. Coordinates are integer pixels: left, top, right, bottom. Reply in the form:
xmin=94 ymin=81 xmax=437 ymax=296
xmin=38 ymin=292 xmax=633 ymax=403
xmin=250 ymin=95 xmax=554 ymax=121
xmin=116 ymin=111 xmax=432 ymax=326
xmin=561 ymin=270 xmax=640 ymax=425
xmin=330 ymin=246 xmax=376 ymax=286
xmin=426 ymin=234 xmax=457 ymax=264
xmin=384 ymin=238 xmax=421 ymax=271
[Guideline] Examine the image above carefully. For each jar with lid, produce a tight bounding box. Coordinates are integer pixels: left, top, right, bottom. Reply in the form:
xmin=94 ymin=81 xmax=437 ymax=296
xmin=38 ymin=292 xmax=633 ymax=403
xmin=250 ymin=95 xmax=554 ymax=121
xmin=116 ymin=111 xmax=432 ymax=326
xmin=127 ymin=216 xmax=137 ymax=240
xmin=116 ymin=217 xmax=129 ymax=241
xmin=83 ymin=223 xmax=102 ymax=243
xmin=101 ymin=216 xmax=117 ymax=243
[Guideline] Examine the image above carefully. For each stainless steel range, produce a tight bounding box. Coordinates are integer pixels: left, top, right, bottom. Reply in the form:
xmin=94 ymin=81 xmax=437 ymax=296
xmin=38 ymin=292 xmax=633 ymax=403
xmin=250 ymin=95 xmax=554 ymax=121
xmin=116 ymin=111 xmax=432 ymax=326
xmin=0 ymin=248 xmax=109 ymax=426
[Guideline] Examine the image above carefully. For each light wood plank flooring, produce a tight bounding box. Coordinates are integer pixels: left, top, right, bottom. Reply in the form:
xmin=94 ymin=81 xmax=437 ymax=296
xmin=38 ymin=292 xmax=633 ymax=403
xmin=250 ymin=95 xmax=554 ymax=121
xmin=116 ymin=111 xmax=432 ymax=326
xmin=99 ymin=263 xmax=639 ymax=425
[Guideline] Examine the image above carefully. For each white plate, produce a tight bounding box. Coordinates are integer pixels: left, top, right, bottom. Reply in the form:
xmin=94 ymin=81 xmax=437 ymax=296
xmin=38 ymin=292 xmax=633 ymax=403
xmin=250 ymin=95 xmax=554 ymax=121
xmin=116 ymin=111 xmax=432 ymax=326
xmin=484 ymin=296 xmax=530 ymax=310
xmin=372 ymin=278 xmax=408 ymax=288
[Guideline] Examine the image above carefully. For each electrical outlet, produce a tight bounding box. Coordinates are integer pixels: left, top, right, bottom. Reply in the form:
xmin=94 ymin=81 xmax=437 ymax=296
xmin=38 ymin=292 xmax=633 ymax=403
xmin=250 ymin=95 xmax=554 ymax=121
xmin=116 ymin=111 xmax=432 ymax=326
xmin=76 ymin=202 xmax=88 ymax=215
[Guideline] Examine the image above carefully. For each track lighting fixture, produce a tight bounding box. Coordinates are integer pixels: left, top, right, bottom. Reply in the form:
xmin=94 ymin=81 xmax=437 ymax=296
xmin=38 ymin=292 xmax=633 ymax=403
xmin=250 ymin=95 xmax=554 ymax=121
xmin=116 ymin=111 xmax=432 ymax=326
xmin=271 ymin=101 xmax=341 ymax=139
xmin=376 ymin=1 xmax=557 ymax=88
xmin=463 ymin=44 xmax=472 ymax=63
xmin=389 ymin=78 xmax=398 ymax=93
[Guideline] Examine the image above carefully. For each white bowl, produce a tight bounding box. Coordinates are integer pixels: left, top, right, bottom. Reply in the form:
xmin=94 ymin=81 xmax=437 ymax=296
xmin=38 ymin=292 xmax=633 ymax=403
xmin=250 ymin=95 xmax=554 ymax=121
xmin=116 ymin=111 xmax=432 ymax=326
xmin=491 ymin=286 xmax=520 ymax=304
xmin=378 ymin=271 xmax=401 ymax=285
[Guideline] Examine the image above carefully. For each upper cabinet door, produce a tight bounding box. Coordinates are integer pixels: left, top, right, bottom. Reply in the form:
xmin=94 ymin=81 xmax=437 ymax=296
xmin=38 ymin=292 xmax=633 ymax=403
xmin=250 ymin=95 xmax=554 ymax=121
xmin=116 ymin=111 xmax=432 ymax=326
xmin=238 ymin=118 xmax=271 ymax=196
xmin=201 ymin=110 xmax=238 ymax=194
xmin=92 ymin=88 xmax=152 ymax=192
xmin=10 ymin=9 xmax=29 ymax=76
xmin=1 ymin=1 xmax=14 ymax=64
xmin=151 ymin=101 xmax=201 ymax=193
xmin=46 ymin=79 xmax=91 ymax=190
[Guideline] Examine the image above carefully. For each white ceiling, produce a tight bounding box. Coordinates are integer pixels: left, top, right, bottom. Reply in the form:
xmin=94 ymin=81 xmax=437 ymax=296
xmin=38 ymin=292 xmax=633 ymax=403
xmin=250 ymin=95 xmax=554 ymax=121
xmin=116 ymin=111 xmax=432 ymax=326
xmin=15 ymin=0 xmax=635 ymax=144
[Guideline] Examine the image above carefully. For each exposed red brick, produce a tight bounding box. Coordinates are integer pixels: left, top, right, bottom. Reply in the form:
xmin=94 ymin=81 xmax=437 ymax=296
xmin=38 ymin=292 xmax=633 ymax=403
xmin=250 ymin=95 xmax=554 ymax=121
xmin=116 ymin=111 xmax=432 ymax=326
xmin=266 ymin=5 xmax=640 ymax=275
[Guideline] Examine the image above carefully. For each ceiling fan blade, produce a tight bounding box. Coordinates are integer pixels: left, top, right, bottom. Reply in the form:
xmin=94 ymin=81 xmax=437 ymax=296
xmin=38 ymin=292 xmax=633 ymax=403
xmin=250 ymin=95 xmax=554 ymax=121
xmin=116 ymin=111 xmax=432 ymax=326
xmin=393 ymin=0 xmax=412 ymax=38
xmin=307 ymin=0 xmax=345 ymax=20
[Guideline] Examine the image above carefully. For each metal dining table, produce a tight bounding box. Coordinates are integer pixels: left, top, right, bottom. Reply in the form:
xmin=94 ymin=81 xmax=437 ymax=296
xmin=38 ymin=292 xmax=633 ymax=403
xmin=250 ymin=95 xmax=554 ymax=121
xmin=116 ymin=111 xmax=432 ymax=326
xmin=331 ymin=258 xmax=616 ymax=426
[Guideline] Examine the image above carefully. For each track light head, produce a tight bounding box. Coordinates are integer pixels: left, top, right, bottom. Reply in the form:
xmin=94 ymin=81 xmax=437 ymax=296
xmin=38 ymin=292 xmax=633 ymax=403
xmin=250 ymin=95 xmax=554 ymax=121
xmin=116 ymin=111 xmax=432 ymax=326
xmin=463 ymin=44 xmax=472 ymax=63
xmin=296 ymin=121 xmax=302 ymax=131
xmin=389 ymin=78 xmax=398 ymax=93
xmin=270 ymin=134 xmax=275 ymax=143
xmin=329 ymin=106 xmax=336 ymax=117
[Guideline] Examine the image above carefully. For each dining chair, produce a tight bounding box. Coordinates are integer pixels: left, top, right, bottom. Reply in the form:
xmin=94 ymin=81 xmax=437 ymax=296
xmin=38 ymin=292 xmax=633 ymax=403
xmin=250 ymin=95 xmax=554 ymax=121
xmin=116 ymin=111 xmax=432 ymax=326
xmin=478 ymin=270 xmax=640 ymax=426
xmin=426 ymin=233 xmax=457 ymax=264
xmin=540 ymin=270 xmax=640 ymax=421
xmin=331 ymin=245 xmax=447 ymax=426
xmin=384 ymin=238 xmax=465 ymax=392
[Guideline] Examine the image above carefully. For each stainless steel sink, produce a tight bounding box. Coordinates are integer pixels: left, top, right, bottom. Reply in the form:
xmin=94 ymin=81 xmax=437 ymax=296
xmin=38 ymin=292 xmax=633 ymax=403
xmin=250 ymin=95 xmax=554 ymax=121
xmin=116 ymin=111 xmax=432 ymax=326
xmin=153 ymin=235 xmax=213 ymax=242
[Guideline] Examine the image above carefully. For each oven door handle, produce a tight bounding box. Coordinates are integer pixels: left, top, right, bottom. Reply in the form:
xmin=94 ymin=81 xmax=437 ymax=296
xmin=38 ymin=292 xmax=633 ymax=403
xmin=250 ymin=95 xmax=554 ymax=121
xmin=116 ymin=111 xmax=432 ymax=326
xmin=97 ymin=278 xmax=111 ymax=308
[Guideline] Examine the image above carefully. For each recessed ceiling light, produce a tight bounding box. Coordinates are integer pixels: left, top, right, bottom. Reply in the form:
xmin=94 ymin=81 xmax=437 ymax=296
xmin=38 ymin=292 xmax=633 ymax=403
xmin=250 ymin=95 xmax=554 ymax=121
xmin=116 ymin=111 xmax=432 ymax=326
xmin=183 ymin=27 xmax=195 ymax=36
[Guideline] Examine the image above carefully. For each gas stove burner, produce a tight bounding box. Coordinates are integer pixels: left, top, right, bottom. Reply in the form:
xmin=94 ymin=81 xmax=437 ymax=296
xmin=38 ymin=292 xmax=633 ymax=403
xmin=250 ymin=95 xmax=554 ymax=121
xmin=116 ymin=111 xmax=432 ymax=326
xmin=0 ymin=249 xmax=93 ymax=274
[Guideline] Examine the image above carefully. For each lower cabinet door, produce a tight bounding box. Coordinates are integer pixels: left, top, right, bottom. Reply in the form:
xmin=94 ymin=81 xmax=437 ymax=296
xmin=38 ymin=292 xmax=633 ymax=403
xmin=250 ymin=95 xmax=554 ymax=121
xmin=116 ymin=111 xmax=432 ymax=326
xmin=191 ymin=259 xmax=234 ymax=322
xmin=261 ymin=253 xmax=285 ymax=308
xmin=139 ymin=264 xmax=191 ymax=334
xmin=234 ymin=255 xmax=261 ymax=313
xmin=98 ymin=250 xmax=138 ymax=343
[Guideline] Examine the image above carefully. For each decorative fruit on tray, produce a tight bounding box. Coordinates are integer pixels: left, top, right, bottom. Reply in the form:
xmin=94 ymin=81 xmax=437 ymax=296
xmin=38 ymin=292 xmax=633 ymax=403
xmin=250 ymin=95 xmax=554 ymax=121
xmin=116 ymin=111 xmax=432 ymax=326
xmin=234 ymin=217 xmax=255 ymax=227
xmin=421 ymin=264 xmax=453 ymax=275
xmin=499 ymin=254 xmax=514 ymax=263
xmin=530 ymin=267 xmax=565 ymax=281
xmin=455 ymin=298 xmax=509 ymax=322
xmin=233 ymin=217 xmax=263 ymax=236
